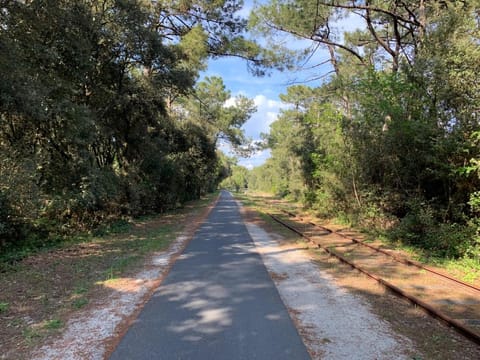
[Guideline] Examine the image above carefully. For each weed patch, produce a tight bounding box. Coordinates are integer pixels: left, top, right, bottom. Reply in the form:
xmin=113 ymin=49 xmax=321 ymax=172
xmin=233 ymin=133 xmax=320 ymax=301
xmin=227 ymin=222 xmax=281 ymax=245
xmin=22 ymin=327 xmax=41 ymax=344
xmin=71 ymin=297 xmax=88 ymax=309
xmin=44 ymin=319 xmax=63 ymax=330
xmin=0 ymin=302 xmax=9 ymax=313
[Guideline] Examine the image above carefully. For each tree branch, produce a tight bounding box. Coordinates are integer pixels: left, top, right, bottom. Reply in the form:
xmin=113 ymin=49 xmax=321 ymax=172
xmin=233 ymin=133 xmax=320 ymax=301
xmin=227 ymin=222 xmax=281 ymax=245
xmin=262 ymin=19 xmax=365 ymax=63
xmin=365 ymin=1 xmax=396 ymax=60
xmin=318 ymin=1 xmax=421 ymax=27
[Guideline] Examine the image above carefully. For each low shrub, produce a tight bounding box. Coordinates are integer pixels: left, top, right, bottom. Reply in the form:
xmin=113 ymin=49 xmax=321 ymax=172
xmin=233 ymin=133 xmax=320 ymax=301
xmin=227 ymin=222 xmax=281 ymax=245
xmin=388 ymin=200 xmax=477 ymax=258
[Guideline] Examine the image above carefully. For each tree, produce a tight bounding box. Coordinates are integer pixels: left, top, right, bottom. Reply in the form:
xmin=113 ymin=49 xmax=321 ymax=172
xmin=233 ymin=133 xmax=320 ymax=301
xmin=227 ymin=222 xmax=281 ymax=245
xmin=250 ymin=0 xmax=437 ymax=73
xmin=248 ymin=0 xmax=480 ymax=257
xmin=178 ymin=76 xmax=256 ymax=150
xmin=220 ymin=164 xmax=249 ymax=192
xmin=0 ymin=0 xmax=261 ymax=251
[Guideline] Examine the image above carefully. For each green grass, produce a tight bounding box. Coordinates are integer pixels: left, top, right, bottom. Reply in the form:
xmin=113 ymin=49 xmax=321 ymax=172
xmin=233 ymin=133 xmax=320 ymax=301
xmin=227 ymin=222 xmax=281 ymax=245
xmin=21 ymin=318 xmax=64 ymax=346
xmin=72 ymin=297 xmax=88 ymax=309
xmin=0 ymin=302 xmax=9 ymax=313
xmin=433 ymin=257 xmax=480 ymax=283
xmin=137 ymin=226 xmax=173 ymax=253
xmin=73 ymin=284 xmax=89 ymax=295
xmin=100 ymin=223 xmax=174 ymax=281
xmin=44 ymin=319 xmax=63 ymax=330
xmin=378 ymin=241 xmax=480 ymax=283
xmin=104 ymin=255 xmax=140 ymax=280
xmin=22 ymin=327 xmax=42 ymax=344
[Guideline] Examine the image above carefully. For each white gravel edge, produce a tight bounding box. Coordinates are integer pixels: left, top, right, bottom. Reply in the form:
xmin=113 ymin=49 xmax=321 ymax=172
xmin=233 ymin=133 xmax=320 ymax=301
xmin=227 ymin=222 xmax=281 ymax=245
xmin=30 ymin=234 xmax=190 ymax=360
xmin=245 ymin=222 xmax=414 ymax=360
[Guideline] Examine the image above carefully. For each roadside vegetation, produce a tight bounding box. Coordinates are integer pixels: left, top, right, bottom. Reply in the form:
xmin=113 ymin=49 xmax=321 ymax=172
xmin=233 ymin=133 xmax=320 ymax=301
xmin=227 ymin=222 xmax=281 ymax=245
xmin=237 ymin=1 xmax=480 ymax=270
xmin=4 ymin=1 xmax=478 ymax=270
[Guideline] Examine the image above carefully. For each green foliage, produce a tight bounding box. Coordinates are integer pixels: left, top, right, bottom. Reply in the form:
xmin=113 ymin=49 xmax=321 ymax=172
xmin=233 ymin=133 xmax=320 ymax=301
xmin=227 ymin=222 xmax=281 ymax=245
xmin=0 ymin=0 xmax=258 ymax=255
xmin=180 ymin=76 xmax=256 ymax=150
xmin=220 ymin=164 xmax=249 ymax=192
xmin=93 ymin=219 xmax=132 ymax=237
xmin=248 ymin=162 xmax=290 ymax=196
xmin=0 ymin=302 xmax=9 ymax=313
xmin=388 ymin=199 xmax=476 ymax=258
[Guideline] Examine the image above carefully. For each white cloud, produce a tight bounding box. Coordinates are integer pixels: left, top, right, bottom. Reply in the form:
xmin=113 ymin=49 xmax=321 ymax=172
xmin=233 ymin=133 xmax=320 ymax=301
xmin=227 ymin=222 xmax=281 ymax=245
xmin=266 ymin=111 xmax=277 ymax=123
xmin=224 ymin=97 xmax=237 ymax=107
xmin=241 ymin=94 xmax=288 ymax=139
xmin=215 ymin=93 xmax=288 ymax=168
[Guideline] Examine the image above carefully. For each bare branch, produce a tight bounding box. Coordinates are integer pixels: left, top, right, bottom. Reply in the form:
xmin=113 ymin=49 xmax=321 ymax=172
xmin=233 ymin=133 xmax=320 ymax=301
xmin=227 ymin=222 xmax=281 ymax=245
xmin=284 ymin=70 xmax=336 ymax=85
xmin=298 ymin=42 xmax=322 ymax=68
xmin=299 ymin=57 xmax=332 ymax=71
xmin=365 ymin=1 xmax=396 ymax=60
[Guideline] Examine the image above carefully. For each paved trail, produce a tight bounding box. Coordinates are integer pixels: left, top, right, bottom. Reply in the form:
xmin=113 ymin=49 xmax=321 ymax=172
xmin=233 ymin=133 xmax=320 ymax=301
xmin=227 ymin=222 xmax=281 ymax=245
xmin=110 ymin=191 xmax=310 ymax=359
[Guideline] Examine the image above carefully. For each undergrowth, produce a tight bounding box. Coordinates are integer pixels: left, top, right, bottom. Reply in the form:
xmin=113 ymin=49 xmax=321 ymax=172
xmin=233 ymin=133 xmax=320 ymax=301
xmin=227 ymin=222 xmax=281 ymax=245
xmin=0 ymin=218 xmax=134 ymax=269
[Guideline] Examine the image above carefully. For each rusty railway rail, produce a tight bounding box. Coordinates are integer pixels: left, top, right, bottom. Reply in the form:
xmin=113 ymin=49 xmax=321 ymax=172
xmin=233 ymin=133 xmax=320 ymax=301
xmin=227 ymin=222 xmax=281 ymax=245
xmin=279 ymin=209 xmax=480 ymax=293
xmin=267 ymin=211 xmax=480 ymax=346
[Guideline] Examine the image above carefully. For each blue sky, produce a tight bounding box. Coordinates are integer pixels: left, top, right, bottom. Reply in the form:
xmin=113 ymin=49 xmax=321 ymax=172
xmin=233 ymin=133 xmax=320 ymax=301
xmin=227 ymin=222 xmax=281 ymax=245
xmin=200 ymin=1 xmax=363 ymax=169
xmin=203 ymin=57 xmax=291 ymax=168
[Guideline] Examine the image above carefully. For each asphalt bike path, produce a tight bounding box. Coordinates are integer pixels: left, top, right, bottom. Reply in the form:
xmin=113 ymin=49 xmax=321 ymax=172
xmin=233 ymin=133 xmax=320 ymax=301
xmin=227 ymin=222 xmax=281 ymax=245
xmin=110 ymin=191 xmax=310 ymax=359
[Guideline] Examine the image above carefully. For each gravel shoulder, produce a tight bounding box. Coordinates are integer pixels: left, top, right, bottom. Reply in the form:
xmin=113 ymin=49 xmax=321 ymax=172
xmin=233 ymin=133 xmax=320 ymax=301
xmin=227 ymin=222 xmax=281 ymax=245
xmin=245 ymin=222 xmax=414 ymax=359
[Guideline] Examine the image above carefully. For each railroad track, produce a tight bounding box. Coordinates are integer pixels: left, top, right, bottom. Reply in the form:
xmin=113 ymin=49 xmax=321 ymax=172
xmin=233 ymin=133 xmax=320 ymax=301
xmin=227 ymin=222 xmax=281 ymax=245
xmin=267 ymin=208 xmax=480 ymax=346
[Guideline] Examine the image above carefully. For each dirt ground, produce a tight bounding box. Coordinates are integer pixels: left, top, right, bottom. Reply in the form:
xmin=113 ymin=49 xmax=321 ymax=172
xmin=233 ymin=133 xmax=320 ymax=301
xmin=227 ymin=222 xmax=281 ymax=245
xmin=0 ymin=194 xmax=217 ymax=360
